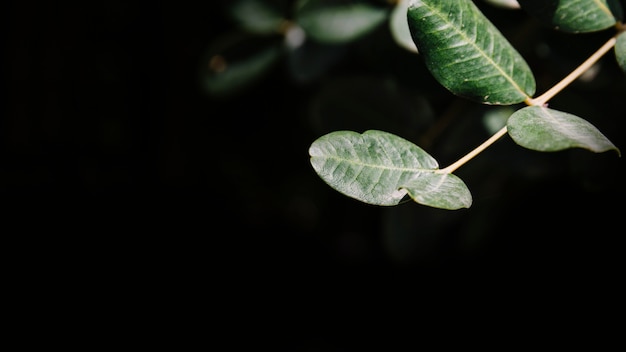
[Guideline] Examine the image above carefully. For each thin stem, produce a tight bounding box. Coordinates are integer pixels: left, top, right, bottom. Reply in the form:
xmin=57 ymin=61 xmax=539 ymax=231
xmin=439 ymin=34 xmax=619 ymax=174
xmin=527 ymin=35 xmax=617 ymax=106
xmin=438 ymin=126 xmax=508 ymax=174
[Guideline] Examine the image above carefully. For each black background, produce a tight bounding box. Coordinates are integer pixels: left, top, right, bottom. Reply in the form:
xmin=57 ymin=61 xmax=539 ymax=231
xmin=3 ymin=0 xmax=625 ymax=346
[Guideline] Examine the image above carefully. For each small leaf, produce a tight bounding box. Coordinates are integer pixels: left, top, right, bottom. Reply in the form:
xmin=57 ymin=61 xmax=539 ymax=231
xmin=390 ymin=0 xmax=418 ymax=53
xmin=309 ymin=130 xmax=472 ymax=209
xmin=615 ymin=31 xmax=626 ymax=74
xmin=407 ymin=0 xmax=536 ymax=105
xmin=229 ymin=0 xmax=288 ymax=34
xmin=202 ymin=34 xmax=283 ymax=98
xmin=507 ymin=106 xmax=621 ymax=155
xmin=295 ymin=0 xmax=389 ymax=44
xmin=517 ymin=0 xmax=623 ymax=33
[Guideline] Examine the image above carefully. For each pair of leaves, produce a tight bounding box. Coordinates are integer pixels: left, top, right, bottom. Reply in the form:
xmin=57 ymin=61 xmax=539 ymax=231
xmin=310 ymin=0 xmax=622 ymax=209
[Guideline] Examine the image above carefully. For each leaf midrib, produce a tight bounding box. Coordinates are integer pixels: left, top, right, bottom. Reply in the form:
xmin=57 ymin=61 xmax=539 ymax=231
xmin=421 ymin=1 xmax=528 ymax=98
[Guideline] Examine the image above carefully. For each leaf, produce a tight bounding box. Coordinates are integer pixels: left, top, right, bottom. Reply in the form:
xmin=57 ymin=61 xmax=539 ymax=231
xmin=202 ymin=34 xmax=283 ymax=98
xmin=481 ymin=0 xmax=521 ymax=10
xmin=294 ymin=0 xmax=389 ymax=44
xmin=309 ymin=130 xmax=472 ymax=209
xmin=517 ymin=0 xmax=623 ymax=33
xmin=390 ymin=0 xmax=418 ymax=53
xmin=616 ymin=31 xmax=626 ymax=74
xmin=407 ymin=0 xmax=536 ymax=105
xmin=507 ymin=106 xmax=621 ymax=155
xmin=228 ymin=0 xmax=288 ymax=34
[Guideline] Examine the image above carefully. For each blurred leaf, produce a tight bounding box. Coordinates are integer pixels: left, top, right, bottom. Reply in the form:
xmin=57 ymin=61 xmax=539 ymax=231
xmin=228 ymin=0 xmax=288 ymax=34
xmin=389 ymin=0 xmax=418 ymax=53
xmin=507 ymin=106 xmax=621 ymax=155
xmin=481 ymin=0 xmax=521 ymax=10
xmin=616 ymin=31 xmax=626 ymax=74
xmin=309 ymin=130 xmax=472 ymax=209
xmin=294 ymin=0 xmax=389 ymax=44
xmin=482 ymin=106 xmax=515 ymax=134
xmin=517 ymin=0 xmax=623 ymax=33
xmin=202 ymin=33 xmax=283 ymax=98
xmin=407 ymin=0 xmax=536 ymax=105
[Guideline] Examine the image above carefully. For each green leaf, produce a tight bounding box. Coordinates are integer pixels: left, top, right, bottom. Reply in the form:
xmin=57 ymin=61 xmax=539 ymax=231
xmin=295 ymin=0 xmax=389 ymax=44
xmin=517 ymin=0 xmax=623 ymax=33
xmin=616 ymin=31 xmax=626 ymax=74
xmin=390 ymin=0 xmax=418 ymax=53
xmin=309 ymin=130 xmax=472 ymax=210
xmin=229 ymin=0 xmax=288 ymax=34
xmin=507 ymin=106 xmax=621 ymax=155
xmin=407 ymin=0 xmax=536 ymax=105
xmin=202 ymin=34 xmax=283 ymax=98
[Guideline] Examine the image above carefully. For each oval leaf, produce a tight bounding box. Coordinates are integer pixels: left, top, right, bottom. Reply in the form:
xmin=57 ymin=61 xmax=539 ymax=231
xmin=202 ymin=34 xmax=283 ymax=98
xmin=517 ymin=0 xmax=623 ymax=33
xmin=229 ymin=0 xmax=288 ymax=34
xmin=616 ymin=31 xmax=626 ymax=74
xmin=407 ymin=0 xmax=536 ymax=105
xmin=507 ymin=106 xmax=621 ymax=155
xmin=309 ymin=130 xmax=472 ymax=209
xmin=295 ymin=0 xmax=389 ymax=44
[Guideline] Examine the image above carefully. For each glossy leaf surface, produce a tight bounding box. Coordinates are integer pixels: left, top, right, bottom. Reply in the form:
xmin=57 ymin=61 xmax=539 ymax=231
xmin=507 ymin=106 xmax=620 ymax=155
xmin=309 ymin=130 xmax=472 ymax=209
xmin=517 ymin=0 xmax=623 ymax=32
xmin=407 ymin=0 xmax=536 ymax=105
xmin=294 ymin=0 xmax=388 ymax=44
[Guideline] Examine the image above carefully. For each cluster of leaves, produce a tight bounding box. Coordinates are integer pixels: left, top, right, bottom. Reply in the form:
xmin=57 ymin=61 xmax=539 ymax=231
xmin=203 ymin=0 xmax=397 ymax=97
xmin=204 ymin=0 xmax=626 ymax=211
xmin=309 ymin=0 xmax=625 ymax=210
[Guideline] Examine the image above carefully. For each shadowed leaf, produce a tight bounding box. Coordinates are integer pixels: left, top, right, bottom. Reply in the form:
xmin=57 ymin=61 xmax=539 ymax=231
xmin=616 ymin=31 xmax=626 ymax=74
xmin=517 ymin=0 xmax=623 ymax=32
xmin=229 ymin=0 xmax=288 ymax=34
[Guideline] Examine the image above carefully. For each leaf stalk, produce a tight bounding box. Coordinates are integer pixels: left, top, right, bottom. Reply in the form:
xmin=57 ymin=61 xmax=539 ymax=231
xmin=439 ymin=126 xmax=508 ymax=174
xmin=527 ymin=35 xmax=617 ymax=106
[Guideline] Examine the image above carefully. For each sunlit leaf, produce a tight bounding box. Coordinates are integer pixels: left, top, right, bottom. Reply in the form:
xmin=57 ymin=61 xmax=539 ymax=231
xmin=229 ymin=0 xmax=288 ymax=34
xmin=294 ymin=0 xmax=389 ymax=44
xmin=517 ymin=0 xmax=623 ymax=33
xmin=507 ymin=106 xmax=621 ymax=155
xmin=407 ymin=0 xmax=536 ymax=105
xmin=616 ymin=31 xmax=626 ymax=74
xmin=390 ymin=0 xmax=418 ymax=53
xmin=309 ymin=130 xmax=472 ymax=209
